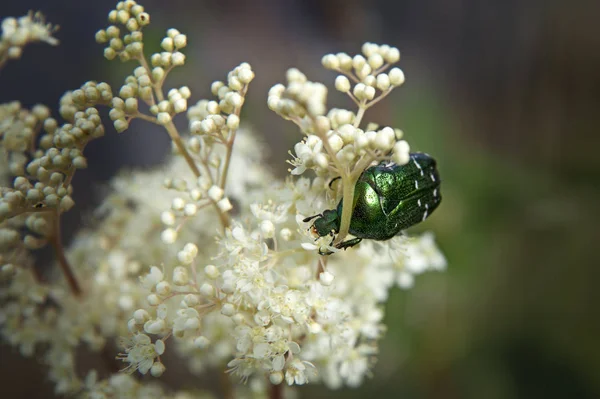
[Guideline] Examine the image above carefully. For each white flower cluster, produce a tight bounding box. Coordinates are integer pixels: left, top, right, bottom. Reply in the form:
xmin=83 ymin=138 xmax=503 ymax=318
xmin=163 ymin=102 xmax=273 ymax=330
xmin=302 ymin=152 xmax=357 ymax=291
xmin=82 ymin=371 xmax=212 ymax=399
xmin=94 ymin=1 xmax=150 ymax=62
xmin=0 ymin=141 xmax=271 ymax=395
xmin=116 ymin=173 xmax=445 ymax=390
xmin=0 ymin=2 xmax=448 ymax=398
xmin=268 ymin=43 xmax=410 ymax=180
xmin=0 ymin=11 xmax=58 ymax=68
xmin=0 ymin=84 xmax=110 ymax=259
xmin=95 ymin=2 xmax=192 ymax=133
xmin=155 ymin=62 xmax=256 ymax=242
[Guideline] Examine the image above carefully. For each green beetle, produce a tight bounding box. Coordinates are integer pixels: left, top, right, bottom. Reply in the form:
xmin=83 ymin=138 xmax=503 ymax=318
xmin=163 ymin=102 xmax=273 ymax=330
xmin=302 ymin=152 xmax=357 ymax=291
xmin=303 ymin=152 xmax=441 ymax=254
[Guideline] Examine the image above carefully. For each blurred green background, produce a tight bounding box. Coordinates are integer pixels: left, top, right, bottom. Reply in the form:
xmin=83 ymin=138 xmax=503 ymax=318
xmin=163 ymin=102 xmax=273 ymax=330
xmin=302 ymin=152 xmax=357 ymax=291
xmin=1 ymin=0 xmax=599 ymax=398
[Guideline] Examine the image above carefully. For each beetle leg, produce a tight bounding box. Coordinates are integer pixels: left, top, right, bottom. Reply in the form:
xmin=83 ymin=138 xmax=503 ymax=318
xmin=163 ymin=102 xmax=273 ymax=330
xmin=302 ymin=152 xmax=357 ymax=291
xmin=318 ymin=248 xmax=335 ymax=256
xmin=336 ymin=237 xmax=362 ymax=251
xmin=328 ymin=231 xmax=336 ymax=246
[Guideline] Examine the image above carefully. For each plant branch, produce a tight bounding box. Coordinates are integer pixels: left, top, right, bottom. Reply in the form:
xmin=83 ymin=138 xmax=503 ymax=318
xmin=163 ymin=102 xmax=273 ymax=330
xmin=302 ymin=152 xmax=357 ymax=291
xmin=218 ymin=85 xmax=248 ymax=190
xmin=49 ymin=210 xmax=81 ymax=296
xmin=269 ymin=382 xmax=283 ymax=399
xmin=163 ymin=120 xmax=201 ymax=177
xmin=353 ymin=100 xmax=367 ymax=128
xmin=220 ymin=368 xmax=234 ymax=399
xmin=365 ymin=88 xmax=393 ymax=111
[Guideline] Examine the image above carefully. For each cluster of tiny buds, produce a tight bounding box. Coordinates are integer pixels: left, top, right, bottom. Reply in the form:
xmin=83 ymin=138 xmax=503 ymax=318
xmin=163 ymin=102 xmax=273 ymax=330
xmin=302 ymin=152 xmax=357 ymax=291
xmin=136 ymin=262 xmax=208 ymax=320
xmin=0 ymin=11 xmax=58 ymax=63
xmin=0 ymin=97 xmax=106 ymax=225
xmin=188 ymin=63 xmax=254 ymax=138
xmin=1 ymin=158 xmax=76 ymax=208
xmin=0 ymin=102 xmax=49 ymax=174
xmin=0 ymin=180 xmax=73 ymax=249
xmin=95 ymin=1 xmax=149 ymax=62
xmin=62 ymin=82 xmax=113 ymax=121
xmin=149 ymin=28 xmax=187 ymax=70
xmin=322 ymin=43 xmax=404 ymax=100
xmin=268 ymin=68 xmax=328 ymax=118
xmin=269 ymin=43 xmax=404 ymax=125
xmin=291 ymin=124 xmax=410 ymax=175
xmin=154 ymin=86 xmax=191 ymax=125
xmin=160 ymin=177 xmax=232 ymax=244
xmin=53 ymin=90 xmax=107 ymax=148
xmin=103 ymin=25 xmax=189 ymax=131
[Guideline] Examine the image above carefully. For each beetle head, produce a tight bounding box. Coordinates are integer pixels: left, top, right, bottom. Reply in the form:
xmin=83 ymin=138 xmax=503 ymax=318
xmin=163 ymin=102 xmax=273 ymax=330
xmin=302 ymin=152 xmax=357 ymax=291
xmin=311 ymin=209 xmax=339 ymax=237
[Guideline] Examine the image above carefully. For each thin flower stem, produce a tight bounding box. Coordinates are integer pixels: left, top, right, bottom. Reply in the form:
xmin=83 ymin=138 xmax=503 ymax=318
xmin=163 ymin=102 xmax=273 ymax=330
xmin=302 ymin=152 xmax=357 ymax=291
xmin=219 ymin=129 xmax=237 ymax=190
xmin=218 ymin=85 xmax=248 ymax=191
xmin=346 ymin=91 xmax=360 ymax=106
xmin=49 ymin=210 xmax=81 ymax=296
xmin=351 ymin=155 xmax=377 ymax=181
xmin=138 ymin=54 xmax=164 ymax=103
xmin=5 ymin=206 xmax=53 ymax=220
xmin=163 ymin=120 xmax=201 ymax=177
xmin=218 ymin=132 xmax=236 ymax=190
xmin=332 ymin=67 xmax=360 ymax=84
xmin=315 ymin=255 xmax=327 ymax=278
xmin=62 ymin=166 xmax=76 ymax=188
xmin=372 ymin=63 xmax=392 ymax=76
xmin=201 ymin=145 xmax=216 ymax=183
xmin=353 ymin=101 xmax=367 ymax=128
xmin=136 ymin=52 xmax=202 ymax=178
xmin=269 ymin=382 xmax=283 ymax=399
xmin=365 ymin=88 xmax=393 ymax=110
xmin=221 ymin=368 xmax=234 ymax=399
xmin=157 ymin=65 xmax=175 ymax=91
xmin=312 ymin=119 xmax=345 ymax=181
xmin=335 ymin=174 xmax=357 ymax=244
xmin=63 ymin=141 xmax=89 ymax=188
xmin=136 ymin=52 xmax=231 ymax=229
xmin=190 ymin=260 xmax=199 ymax=289
xmin=131 ymin=112 xmax=158 ymax=124
xmin=310 ymin=114 xmax=355 ymax=244
xmin=29 ymin=263 xmax=45 ymax=284
xmin=213 ymin=201 xmax=230 ymax=229
xmin=333 ymin=152 xmax=376 ymax=244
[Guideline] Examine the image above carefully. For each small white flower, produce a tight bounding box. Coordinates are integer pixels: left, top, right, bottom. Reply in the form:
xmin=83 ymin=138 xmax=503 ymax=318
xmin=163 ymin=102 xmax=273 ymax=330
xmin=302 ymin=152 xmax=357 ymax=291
xmin=285 ymin=358 xmax=315 ymax=385
xmin=117 ymin=334 xmax=161 ymax=375
xmin=140 ymin=266 xmax=163 ymax=290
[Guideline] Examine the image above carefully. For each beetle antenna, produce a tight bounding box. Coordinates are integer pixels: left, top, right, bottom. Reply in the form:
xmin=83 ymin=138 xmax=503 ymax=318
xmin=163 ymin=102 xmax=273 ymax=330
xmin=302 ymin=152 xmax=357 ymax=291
xmin=302 ymin=214 xmax=322 ymax=223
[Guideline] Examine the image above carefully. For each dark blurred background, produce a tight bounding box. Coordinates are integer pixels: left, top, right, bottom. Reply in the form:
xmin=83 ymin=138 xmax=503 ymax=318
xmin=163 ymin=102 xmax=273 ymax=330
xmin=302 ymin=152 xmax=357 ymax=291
xmin=1 ymin=0 xmax=599 ymax=398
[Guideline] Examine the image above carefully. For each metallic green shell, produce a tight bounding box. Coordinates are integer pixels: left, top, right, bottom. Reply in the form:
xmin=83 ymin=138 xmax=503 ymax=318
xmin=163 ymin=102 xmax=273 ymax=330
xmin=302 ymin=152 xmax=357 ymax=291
xmin=338 ymin=152 xmax=441 ymax=240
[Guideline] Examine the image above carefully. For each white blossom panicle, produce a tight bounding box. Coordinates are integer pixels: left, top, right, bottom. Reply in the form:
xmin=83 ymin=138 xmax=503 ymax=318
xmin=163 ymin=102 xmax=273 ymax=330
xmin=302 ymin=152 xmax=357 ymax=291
xmin=269 ymin=43 xmax=410 ymax=183
xmin=0 ymin=11 xmax=58 ymax=69
xmin=0 ymin=1 xmax=447 ymax=398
